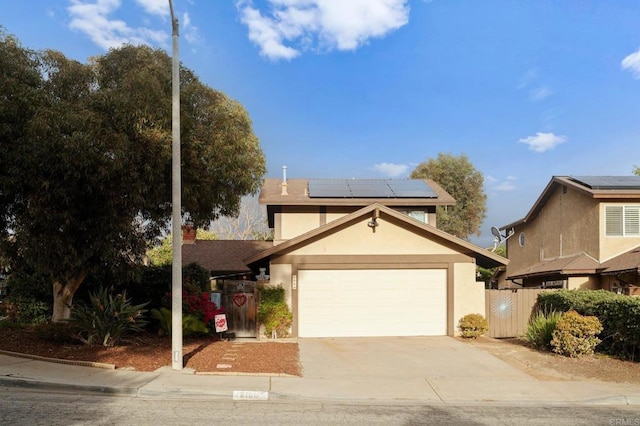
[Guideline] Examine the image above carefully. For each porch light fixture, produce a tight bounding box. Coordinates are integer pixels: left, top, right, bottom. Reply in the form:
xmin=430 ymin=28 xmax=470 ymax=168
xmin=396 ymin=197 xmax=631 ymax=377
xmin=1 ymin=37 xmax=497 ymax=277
xmin=368 ymin=208 xmax=380 ymax=232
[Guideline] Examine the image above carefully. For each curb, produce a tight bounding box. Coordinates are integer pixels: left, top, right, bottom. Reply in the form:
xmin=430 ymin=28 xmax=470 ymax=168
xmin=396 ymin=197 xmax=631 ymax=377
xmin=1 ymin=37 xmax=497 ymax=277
xmin=0 ymin=349 xmax=116 ymax=370
xmin=0 ymin=376 xmax=138 ymax=396
xmin=195 ymin=371 xmax=299 ymax=377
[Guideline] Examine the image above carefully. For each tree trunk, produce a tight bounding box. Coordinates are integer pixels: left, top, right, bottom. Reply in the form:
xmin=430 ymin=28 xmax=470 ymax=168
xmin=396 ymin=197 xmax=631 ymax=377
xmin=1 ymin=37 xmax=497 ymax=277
xmin=52 ymin=273 xmax=86 ymax=323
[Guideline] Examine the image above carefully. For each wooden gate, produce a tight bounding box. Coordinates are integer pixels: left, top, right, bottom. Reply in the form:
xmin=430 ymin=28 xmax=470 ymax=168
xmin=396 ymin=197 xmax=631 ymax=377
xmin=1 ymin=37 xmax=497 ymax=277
xmin=485 ymin=288 xmax=555 ymax=338
xmin=222 ymin=281 xmax=258 ymax=338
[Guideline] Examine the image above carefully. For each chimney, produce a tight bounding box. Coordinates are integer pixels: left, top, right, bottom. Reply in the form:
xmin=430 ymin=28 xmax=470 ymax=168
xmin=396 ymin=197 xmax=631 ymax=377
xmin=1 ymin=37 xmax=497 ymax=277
xmin=182 ymin=223 xmax=196 ymax=244
xmin=280 ymin=165 xmax=288 ymax=195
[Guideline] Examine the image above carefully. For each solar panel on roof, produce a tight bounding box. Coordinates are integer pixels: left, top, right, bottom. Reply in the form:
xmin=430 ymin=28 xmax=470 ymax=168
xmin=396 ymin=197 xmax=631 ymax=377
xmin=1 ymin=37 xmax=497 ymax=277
xmin=389 ymin=180 xmax=437 ymax=197
xmin=308 ymin=179 xmax=437 ymax=198
xmin=569 ymin=176 xmax=640 ymax=190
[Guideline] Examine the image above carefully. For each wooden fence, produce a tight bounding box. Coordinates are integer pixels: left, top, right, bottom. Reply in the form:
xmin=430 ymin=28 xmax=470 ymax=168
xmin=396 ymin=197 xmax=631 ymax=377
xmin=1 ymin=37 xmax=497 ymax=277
xmin=485 ymin=288 xmax=555 ymax=338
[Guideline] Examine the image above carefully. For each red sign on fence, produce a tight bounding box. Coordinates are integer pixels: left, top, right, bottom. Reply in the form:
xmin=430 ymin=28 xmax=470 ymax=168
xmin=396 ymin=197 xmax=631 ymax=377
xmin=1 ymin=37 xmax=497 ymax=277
xmin=214 ymin=314 xmax=228 ymax=333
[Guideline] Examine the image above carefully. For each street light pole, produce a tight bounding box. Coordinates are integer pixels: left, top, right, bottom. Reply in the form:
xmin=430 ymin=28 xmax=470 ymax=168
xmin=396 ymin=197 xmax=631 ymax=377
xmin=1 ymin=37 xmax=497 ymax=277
xmin=168 ymin=0 xmax=183 ymax=371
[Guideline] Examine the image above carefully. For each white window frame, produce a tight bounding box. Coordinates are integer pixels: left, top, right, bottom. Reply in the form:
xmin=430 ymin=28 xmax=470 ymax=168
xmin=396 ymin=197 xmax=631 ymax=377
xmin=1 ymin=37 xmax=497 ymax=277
xmin=398 ymin=209 xmax=428 ymax=224
xmin=605 ymin=205 xmax=640 ymax=237
xmin=408 ymin=210 xmax=427 ymax=223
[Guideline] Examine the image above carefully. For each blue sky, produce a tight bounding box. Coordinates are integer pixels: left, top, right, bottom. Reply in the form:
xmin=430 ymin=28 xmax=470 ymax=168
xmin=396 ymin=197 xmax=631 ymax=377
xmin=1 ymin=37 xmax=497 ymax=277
xmin=3 ymin=0 xmax=640 ymax=248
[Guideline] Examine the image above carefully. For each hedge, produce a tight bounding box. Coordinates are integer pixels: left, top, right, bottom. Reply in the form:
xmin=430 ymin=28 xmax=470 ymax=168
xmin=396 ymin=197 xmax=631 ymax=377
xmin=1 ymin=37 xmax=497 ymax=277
xmin=537 ymin=289 xmax=640 ymax=361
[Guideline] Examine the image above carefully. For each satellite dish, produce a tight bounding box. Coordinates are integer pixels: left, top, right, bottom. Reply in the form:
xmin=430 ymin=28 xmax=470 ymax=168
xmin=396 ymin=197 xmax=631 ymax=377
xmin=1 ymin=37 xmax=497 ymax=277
xmin=491 ymin=226 xmax=502 ymax=242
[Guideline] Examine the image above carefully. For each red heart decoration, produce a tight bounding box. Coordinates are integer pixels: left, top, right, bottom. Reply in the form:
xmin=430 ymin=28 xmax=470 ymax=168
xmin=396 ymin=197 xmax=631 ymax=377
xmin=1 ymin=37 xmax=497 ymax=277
xmin=233 ymin=293 xmax=247 ymax=307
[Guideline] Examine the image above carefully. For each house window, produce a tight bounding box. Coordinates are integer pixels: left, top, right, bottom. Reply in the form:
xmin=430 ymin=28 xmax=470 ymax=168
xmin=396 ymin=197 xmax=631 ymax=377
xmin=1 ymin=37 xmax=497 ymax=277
xmin=606 ymin=206 xmax=640 ymax=236
xmin=408 ymin=210 xmax=426 ymax=223
xmin=399 ymin=210 xmax=427 ymax=223
xmin=518 ymin=232 xmax=525 ymax=247
xmin=542 ymin=280 xmax=565 ymax=289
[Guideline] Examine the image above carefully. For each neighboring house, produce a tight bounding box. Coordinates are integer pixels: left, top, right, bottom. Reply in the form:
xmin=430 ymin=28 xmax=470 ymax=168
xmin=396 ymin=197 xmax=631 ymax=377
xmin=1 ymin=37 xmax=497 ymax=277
xmin=237 ymin=177 xmax=507 ymax=338
xmin=498 ymin=176 xmax=640 ymax=295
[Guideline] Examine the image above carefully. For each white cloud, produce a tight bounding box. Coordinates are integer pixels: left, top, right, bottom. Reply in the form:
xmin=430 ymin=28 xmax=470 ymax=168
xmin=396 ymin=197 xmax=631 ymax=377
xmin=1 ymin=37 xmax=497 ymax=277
xmin=518 ymin=132 xmax=567 ymax=153
xmin=236 ymin=0 xmax=410 ymax=61
xmin=67 ymin=0 xmax=168 ymax=50
xmin=135 ymin=0 xmax=169 ymax=17
xmin=518 ymin=69 xmax=554 ymax=102
xmin=373 ymin=162 xmax=409 ymax=177
xmin=622 ymin=48 xmax=640 ymax=79
xmin=529 ymin=86 xmax=553 ymax=101
xmin=493 ymin=176 xmax=517 ymax=192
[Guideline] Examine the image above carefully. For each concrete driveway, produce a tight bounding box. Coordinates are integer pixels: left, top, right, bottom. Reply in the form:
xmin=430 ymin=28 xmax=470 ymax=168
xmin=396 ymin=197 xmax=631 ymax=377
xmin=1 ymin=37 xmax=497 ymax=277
xmin=268 ymin=336 xmax=640 ymax=403
xmin=298 ymin=336 xmax=529 ymax=381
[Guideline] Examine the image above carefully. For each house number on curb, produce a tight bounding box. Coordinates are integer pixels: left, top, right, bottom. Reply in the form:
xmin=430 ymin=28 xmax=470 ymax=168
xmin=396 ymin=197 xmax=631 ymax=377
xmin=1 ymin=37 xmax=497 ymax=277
xmin=233 ymin=390 xmax=269 ymax=401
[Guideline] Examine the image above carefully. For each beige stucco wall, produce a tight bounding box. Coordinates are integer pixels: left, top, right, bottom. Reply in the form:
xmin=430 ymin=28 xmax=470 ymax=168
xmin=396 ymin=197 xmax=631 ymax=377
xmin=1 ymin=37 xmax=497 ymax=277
xmin=279 ymin=208 xmax=322 ymax=240
xmin=291 ymin=216 xmax=460 ymax=256
xmin=567 ymin=275 xmax=600 ymax=290
xmin=278 ymin=206 xmax=441 ymax=242
xmin=599 ymin=203 xmax=640 ymax=261
xmin=452 ymin=262 xmax=485 ymax=336
xmin=506 ymin=185 xmax=599 ymax=279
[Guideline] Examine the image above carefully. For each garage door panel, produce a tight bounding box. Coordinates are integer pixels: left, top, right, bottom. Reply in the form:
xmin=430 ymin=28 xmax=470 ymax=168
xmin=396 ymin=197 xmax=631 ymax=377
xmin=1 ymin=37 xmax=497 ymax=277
xmin=298 ymin=269 xmax=446 ymax=337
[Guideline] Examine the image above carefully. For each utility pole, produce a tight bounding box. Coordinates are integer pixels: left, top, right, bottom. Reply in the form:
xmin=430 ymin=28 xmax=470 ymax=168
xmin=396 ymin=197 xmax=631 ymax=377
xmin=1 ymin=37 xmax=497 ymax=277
xmin=168 ymin=0 xmax=183 ymax=371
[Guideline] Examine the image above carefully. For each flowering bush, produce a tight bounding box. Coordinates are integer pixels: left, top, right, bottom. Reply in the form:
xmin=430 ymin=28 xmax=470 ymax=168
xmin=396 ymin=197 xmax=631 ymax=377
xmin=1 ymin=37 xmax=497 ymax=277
xmin=159 ymin=287 xmax=224 ymax=334
xmin=458 ymin=313 xmax=489 ymax=338
xmin=551 ymin=310 xmax=602 ymax=357
xmin=184 ymin=290 xmax=219 ymax=324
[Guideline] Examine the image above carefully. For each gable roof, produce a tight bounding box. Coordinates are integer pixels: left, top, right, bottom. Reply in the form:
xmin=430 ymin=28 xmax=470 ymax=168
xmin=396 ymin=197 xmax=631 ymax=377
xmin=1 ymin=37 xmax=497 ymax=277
xmin=182 ymin=240 xmax=273 ymax=275
xmin=506 ymin=252 xmax=600 ymax=281
xmin=259 ymin=178 xmax=455 ymax=207
xmin=501 ymin=175 xmax=640 ymax=230
xmin=244 ymin=203 xmax=508 ymax=269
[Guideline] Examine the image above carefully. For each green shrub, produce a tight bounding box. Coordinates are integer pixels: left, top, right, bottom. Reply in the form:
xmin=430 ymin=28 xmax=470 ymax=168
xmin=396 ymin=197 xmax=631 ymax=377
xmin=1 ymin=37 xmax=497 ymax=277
xmin=458 ymin=313 xmax=488 ymax=338
xmin=182 ymin=263 xmax=211 ymax=293
xmin=259 ymin=302 xmax=292 ymax=338
xmin=258 ymin=286 xmax=292 ymax=338
xmin=0 ymin=297 xmax=51 ymax=325
xmin=525 ymin=310 xmax=562 ymax=349
xmin=537 ymin=290 xmax=640 ymax=361
xmin=259 ymin=286 xmax=286 ymax=305
xmin=118 ymin=265 xmax=171 ymax=311
xmin=108 ymin=262 xmax=213 ymax=313
xmin=537 ymin=290 xmax=622 ymax=316
xmin=69 ymin=287 xmax=148 ymax=347
xmin=593 ymin=297 xmax=640 ymax=361
xmin=150 ymin=307 xmax=209 ymax=337
xmin=550 ymin=310 xmax=603 ymax=357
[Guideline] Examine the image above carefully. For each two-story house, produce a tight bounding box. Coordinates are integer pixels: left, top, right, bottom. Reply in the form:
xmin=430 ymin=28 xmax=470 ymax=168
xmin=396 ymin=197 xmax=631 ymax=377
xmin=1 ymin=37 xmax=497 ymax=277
xmin=233 ymin=175 xmax=507 ymax=338
xmin=498 ymin=176 xmax=640 ymax=295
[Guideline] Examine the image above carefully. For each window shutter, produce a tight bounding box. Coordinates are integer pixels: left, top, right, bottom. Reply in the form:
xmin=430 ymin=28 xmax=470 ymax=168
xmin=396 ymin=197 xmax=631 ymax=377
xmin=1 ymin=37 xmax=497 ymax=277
xmin=606 ymin=206 xmax=623 ymax=236
xmin=625 ymin=207 xmax=640 ymax=236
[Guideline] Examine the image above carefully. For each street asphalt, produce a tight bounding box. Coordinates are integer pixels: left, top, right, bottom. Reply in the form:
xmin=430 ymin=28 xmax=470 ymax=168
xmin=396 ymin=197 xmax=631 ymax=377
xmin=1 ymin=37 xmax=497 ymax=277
xmin=0 ymin=336 xmax=638 ymax=405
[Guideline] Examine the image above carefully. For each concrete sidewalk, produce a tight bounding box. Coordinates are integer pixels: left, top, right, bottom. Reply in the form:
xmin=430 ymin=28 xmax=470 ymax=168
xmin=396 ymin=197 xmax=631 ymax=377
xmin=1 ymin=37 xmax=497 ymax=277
xmin=0 ymin=337 xmax=639 ymax=406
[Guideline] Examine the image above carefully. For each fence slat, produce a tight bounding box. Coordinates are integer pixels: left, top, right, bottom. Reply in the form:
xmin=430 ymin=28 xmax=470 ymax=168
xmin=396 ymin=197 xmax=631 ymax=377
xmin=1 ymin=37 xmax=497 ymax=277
xmin=485 ymin=289 xmax=555 ymax=338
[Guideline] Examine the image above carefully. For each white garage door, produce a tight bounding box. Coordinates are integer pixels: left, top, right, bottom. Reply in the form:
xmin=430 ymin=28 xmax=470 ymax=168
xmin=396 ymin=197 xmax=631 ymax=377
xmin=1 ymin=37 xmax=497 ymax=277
xmin=298 ymin=269 xmax=447 ymax=337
